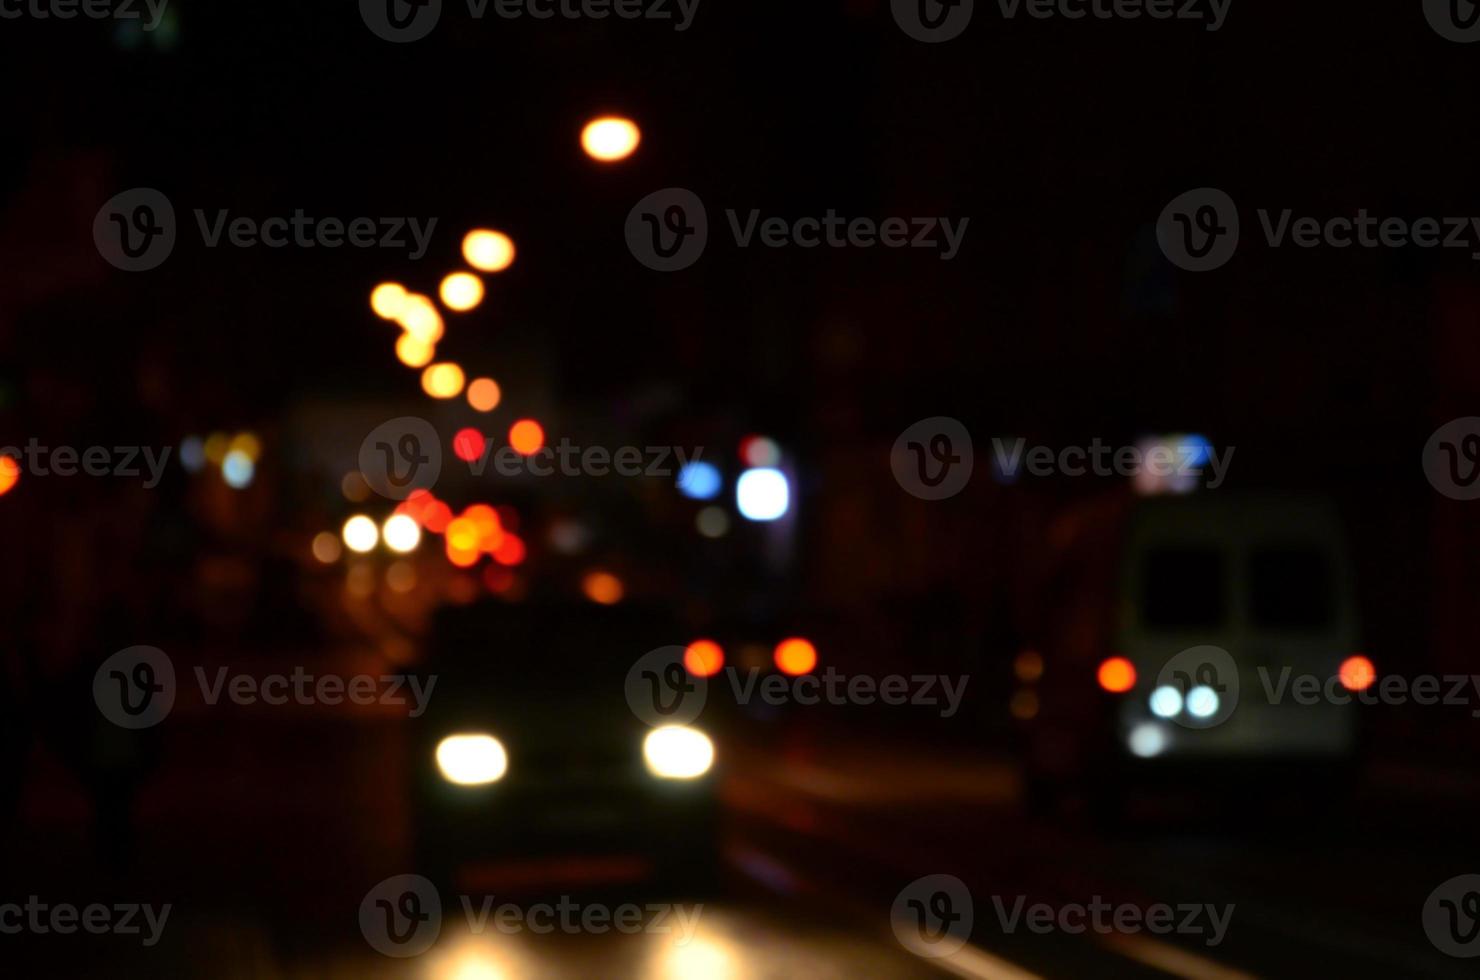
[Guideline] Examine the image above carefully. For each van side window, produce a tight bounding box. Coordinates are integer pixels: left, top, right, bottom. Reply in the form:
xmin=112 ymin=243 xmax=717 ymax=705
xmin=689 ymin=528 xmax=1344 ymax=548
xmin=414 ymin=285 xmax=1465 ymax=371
xmin=1249 ymin=548 xmax=1335 ymax=630
xmin=1141 ymin=548 xmax=1226 ymax=629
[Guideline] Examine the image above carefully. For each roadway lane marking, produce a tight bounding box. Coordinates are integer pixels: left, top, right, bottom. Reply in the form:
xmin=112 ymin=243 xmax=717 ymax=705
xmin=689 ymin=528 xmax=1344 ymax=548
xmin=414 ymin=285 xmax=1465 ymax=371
xmin=1096 ymin=933 xmax=1258 ymax=980
xmin=921 ymin=942 xmax=1045 ymax=980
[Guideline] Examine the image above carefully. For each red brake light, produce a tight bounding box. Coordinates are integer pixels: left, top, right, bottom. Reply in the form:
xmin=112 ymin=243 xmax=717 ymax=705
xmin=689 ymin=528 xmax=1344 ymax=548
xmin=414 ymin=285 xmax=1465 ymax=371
xmin=1338 ymin=655 xmax=1376 ymax=692
xmin=1097 ymin=657 xmax=1137 ymax=693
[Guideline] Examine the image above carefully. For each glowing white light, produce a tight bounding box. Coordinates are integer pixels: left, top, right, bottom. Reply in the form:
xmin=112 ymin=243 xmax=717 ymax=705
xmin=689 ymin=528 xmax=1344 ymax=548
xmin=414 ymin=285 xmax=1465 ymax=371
xmin=382 ymin=513 xmax=422 ymax=554
xmin=436 ymin=734 xmax=508 ymax=786
xmin=1128 ymin=722 xmax=1168 ymax=758
xmin=221 ymin=449 xmax=254 ymax=489
xmin=736 ymin=467 xmax=789 ymax=522
xmin=342 ymin=515 xmax=379 ymax=553
xmin=1149 ymin=685 xmax=1183 ymax=719
xmin=1186 ymin=685 xmax=1219 ymax=719
xmin=643 ymin=725 xmax=714 ymax=779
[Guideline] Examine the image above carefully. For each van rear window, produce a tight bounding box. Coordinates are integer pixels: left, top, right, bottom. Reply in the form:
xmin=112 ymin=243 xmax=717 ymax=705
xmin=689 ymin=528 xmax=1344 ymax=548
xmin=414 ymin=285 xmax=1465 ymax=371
xmin=1141 ymin=548 xmax=1227 ymax=629
xmin=1249 ymin=548 xmax=1335 ymax=630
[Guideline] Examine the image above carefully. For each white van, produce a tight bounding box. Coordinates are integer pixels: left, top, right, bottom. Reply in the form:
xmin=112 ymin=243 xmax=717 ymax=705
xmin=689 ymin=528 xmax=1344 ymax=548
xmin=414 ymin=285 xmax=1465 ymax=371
xmin=1021 ymin=491 xmax=1365 ymax=808
xmin=1113 ymin=493 xmax=1363 ymax=762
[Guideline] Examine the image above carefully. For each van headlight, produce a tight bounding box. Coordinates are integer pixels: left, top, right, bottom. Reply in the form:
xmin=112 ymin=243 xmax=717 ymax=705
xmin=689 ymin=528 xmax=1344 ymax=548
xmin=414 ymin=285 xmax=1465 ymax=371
xmin=642 ymin=725 xmax=714 ymax=780
xmin=436 ymin=733 xmax=508 ymax=786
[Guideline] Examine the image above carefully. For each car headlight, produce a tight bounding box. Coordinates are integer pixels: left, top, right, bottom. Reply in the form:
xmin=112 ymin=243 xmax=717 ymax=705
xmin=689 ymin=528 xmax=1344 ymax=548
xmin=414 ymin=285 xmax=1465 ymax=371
xmin=642 ymin=725 xmax=714 ymax=780
xmin=435 ymin=733 xmax=508 ymax=786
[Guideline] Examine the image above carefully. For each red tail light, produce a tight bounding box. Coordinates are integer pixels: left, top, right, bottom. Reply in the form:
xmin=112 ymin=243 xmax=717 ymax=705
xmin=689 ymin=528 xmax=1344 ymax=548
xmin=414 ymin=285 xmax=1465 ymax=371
xmin=1338 ymin=655 xmax=1376 ymax=692
xmin=1097 ymin=656 xmax=1137 ymax=693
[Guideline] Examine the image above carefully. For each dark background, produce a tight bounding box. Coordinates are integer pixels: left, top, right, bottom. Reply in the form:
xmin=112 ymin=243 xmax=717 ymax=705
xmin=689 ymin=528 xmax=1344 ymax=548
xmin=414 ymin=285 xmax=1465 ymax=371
xmin=3 ymin=2 xmax=1480 ymax=977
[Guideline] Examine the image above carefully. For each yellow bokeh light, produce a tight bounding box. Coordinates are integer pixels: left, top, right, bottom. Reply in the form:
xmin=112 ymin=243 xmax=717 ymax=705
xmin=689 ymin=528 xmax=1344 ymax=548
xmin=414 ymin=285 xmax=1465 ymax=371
xmin=581 ymin=116 xmax=641 ymax=162
xmin=229 ymin=431 xmax=262 ymax=462
xmin=370 ymin=282 xmax=408 ymax=320
xmin=463 ymin=230 xmax=515 ymax=273
xmin=445 ymin=516 xmax=481 ymax=553
xmin=203 ymin=432 xmax=230 ymax=466
xmin=397 ymin=293 xmax=444 ymax=344
xmin=421 ymin=362 xmax=466 ymax=399
xmin=467 ymin=377 xmax=501 ymax=413
xmin=439 ymin=272 xmax=485 ymax=313
xmin=396 ymin=333 xmax=436 ymax=369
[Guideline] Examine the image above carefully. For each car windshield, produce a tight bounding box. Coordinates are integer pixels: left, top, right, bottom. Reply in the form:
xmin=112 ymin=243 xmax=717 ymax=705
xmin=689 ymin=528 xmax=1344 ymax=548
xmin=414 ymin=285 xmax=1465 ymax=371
xmin=1141 ymin=547 xmax=1227 ymax=629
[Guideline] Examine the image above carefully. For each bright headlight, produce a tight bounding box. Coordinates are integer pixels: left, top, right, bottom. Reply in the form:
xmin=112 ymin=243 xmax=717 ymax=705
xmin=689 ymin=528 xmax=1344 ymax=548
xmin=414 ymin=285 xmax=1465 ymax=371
xmin=643 ymin=725 xmax=714 ymax=780
xmin=436 ymin=734 xmax=508 ymax=786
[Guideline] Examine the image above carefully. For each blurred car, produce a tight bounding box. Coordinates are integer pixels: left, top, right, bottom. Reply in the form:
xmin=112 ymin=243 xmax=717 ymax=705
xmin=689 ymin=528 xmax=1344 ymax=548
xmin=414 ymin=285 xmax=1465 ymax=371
xmin=1021 ymin=491 xmax=1365 ymax=815
xmin=411 ymin=599 xmax=720 ymax=893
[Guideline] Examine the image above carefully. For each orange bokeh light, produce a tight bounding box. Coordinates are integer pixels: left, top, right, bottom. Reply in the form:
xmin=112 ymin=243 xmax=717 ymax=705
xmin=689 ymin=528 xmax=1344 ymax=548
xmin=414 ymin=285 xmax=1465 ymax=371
xmin=774 ymin=638 xmax=817 ymax=676
xmin=581 ymin=570 xmax=624 ymax=605
xmin=467 ymin=377 xmax=501 ymax=413
xmin=684 ymin=640 xmax=724 ymax=678
xmin=1097 ymin=657 xmax=1137 ymax=693
xmin=509 ymin=419 xmax=545 ymax=455
xmin=1339 ymin=655 xmax=1376 ymax=692
xmin=445 ymin=539 xmax=480 ymax=568
xmin=463 ymin=504 xmax=503 ymax=552
xmin=492 ymin=533 xmax=527 ymax=567
xmin=445 ymin=516 xmax=480 ymax=553
xmin=0 ymin=455 xmax=18 ymax=496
